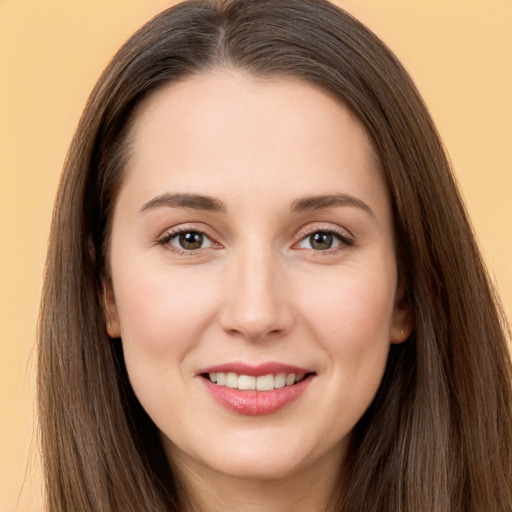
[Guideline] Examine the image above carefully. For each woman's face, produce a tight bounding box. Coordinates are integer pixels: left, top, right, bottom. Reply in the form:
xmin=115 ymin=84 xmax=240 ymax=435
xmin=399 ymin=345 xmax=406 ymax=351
xmin=106 ymin=70 xmax=411 ymax=483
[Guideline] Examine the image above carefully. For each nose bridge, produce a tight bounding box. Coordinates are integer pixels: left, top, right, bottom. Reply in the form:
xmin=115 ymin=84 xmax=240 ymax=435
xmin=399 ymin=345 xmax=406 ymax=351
xmin=220 ymin=240 xmax=292 ymax=340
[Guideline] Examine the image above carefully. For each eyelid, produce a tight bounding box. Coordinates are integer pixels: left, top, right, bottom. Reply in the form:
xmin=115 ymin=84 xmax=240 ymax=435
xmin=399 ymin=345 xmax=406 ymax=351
xmin=155 ymin=222 xmax=353 ymax=255
xmin=292 ymin=223 xmax=354 ymax=250
xmin=156 ymin=224 xmax=223 ymax=253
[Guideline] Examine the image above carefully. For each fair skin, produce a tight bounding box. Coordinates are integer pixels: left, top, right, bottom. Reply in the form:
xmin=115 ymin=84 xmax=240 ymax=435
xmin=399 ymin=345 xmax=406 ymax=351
xmin=106 ymin=69 xmax=412 ymax=512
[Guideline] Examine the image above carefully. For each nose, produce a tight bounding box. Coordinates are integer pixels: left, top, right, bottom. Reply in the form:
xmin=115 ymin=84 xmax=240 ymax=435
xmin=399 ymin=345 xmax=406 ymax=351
xmin=219 ymin=248 xmax=294 ymax=342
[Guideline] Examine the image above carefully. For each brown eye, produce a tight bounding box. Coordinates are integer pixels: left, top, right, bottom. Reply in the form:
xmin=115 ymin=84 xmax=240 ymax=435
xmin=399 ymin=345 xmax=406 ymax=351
xmin=309 ymin=232 xmax=334 ymax=250
xmin=161 ymin=230 xmax=215 ymax=251
xmin=179 ymin=232 xmax=204 ymax=250
xmin=295 ymin=229 xmax=352 ymax=252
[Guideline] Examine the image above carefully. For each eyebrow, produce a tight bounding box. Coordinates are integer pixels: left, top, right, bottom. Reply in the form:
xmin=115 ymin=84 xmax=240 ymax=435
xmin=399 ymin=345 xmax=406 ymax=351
xmin=139 ymin=191 xmax=374 ymax=217
xmin=139 ymin=193 xmax=226 ymax=213
xmin=291 ymin=193 xmax=375 ymax=217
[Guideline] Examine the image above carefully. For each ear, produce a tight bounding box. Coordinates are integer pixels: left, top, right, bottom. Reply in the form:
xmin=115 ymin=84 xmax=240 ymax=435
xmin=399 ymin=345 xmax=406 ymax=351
xmin=390 ymin=281 xmax=414 ymax=344
xmin=102 ymin=280 xmax=121 ymax=338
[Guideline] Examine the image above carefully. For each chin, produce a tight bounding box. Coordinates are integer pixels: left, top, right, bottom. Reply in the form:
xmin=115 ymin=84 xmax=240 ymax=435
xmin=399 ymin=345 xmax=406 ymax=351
xmin=212 ymin=450 xmax=306 ymax=481
xmin=166 ymin=426 xmax=347 ymax=484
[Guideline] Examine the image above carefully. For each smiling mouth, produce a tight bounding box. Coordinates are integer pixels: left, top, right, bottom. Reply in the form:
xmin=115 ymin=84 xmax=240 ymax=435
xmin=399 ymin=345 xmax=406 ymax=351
xmin=200 ymin=367 xmax=316 ymax=415
xmin=202 ymin=372 xmax=315 ymax=391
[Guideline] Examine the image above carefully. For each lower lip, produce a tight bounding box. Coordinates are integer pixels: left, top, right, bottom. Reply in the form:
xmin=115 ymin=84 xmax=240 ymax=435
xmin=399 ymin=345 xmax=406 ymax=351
xmin=201 ymin=376 xmax=313 ymax=416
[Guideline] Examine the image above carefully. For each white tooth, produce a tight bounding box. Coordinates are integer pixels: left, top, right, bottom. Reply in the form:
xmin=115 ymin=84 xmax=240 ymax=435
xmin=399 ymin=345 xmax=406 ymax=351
xmin=274 ymin=373 xmax=286 ymax=389
xmin=226 ymin=372 xmax=238 ymax=388
xmin=295 ymin=373 xmax=305 ymax=383
xmin=285 ymin=374 xmax=296 ymax=386
xmin=209 ymin=372 xmax=217 ymax=383
xmin=256 ymin=374 xmax=275 ymax=391
xmin=216 ymin=372 xmax=226 ymax=385
xmin=238 ymin=375 xmax=256 ymax=390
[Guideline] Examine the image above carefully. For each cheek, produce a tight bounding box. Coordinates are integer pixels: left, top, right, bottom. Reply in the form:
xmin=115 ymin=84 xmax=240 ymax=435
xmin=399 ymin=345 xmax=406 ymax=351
xmin=298 ymin=260 xmax=396 ymax=382
xmin=298 ymin=268 xmax=396 ymax=433
xmin=306 ymin=263 xmax=394 ymax=329
xmin=111 ymin=259 xmax=224 ymax=422
xmin=112 ymin=258 xmax=220 ymax=367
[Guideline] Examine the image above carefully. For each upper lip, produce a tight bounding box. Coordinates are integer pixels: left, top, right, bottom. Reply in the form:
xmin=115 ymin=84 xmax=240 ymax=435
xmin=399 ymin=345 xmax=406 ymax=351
xmin=197 ymin=361 xmax=314 ymax=377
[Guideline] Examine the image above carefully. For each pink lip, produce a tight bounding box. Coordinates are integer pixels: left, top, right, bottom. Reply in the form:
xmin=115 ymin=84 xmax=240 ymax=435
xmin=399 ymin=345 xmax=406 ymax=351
xmin=197 ymin=361 xmax=312 ymax=377
xmin=197 ymin=362 xmax=315 ymax=416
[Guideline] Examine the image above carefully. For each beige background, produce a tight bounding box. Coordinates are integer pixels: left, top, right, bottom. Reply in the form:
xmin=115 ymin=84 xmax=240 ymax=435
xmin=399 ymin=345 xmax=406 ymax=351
xmin=1 ymin=1 xmax=510 ymax=510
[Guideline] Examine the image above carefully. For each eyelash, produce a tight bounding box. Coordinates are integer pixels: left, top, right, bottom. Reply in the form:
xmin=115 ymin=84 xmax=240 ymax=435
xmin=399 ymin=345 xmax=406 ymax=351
xmin=293 ymin=227 xmax=354 ymax=253
xmin=156 ymin=226 xmax=354 ymax=255
xmin=156 ymin=227 xmax=218 ymax=255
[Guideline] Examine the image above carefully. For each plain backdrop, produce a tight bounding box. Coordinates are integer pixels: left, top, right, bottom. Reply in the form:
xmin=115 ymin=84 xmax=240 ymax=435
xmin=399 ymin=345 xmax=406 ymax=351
xmin=1 ymin=1 xmax=510 ymax=510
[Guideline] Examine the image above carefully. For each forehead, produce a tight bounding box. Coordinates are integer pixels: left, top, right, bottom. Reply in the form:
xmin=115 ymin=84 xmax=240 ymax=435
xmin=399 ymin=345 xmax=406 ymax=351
xmin=120 ymin=69 xmax=388 ymax=216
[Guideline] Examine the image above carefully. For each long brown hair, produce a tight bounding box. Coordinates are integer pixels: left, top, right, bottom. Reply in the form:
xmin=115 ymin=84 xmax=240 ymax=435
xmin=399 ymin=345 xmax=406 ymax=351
xmin=38 ymin=1 xmax=512 ymax=510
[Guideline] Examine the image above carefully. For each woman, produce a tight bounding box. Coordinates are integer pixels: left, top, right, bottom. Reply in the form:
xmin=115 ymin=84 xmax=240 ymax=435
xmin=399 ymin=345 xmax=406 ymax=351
xmin=38 ymin=0 xmax=512 ymax=510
